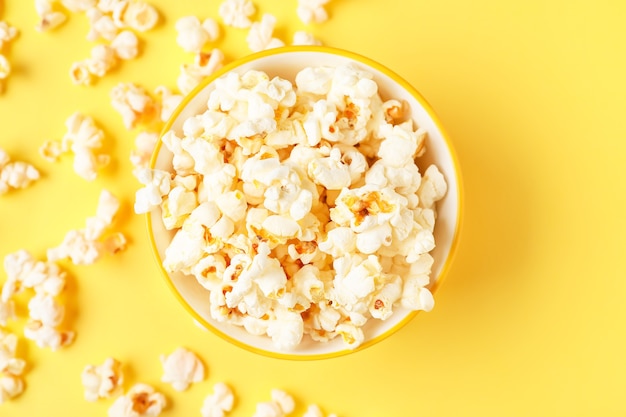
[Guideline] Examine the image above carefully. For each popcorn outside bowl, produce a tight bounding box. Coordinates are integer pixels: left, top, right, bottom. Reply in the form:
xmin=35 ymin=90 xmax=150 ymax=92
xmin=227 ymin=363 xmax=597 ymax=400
xmin=147 ymin=46 xmax=463 ymax=360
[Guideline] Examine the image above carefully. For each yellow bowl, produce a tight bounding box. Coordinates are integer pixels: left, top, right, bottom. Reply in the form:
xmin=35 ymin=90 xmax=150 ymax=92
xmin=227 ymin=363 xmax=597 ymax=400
xmin=147 ymin=45 xmax=463 ymax=360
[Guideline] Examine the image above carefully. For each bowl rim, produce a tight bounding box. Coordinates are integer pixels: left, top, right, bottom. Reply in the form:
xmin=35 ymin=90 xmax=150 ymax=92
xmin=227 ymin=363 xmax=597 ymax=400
xmin=146 ymin=45 xmax=464 ymax=360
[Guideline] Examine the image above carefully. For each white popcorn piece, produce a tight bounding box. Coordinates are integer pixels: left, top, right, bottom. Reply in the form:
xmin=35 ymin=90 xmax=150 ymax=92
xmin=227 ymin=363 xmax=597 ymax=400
xmin=335 ymin=321 xmax=364 ymax=349
xmin=218 ymin=0 xmax=256 ymax=29
xmin=134 ymin=168 xmax=172 ymax=213
xmin=120 ymin=2 xmax=159 ymax=32
xmin=86 ymin=44 xmax=119 ymax=77
xmin=0 ymin=299 xmax=16 ymax=326
xmin=86 ymin=7 xmax=119 ymax=41
xmin=0 ymin=21 xmax=19 ymax=50
xmin=111 ymin=82 xmax=159 ymax=130
xmin=154 ymin=86 xmax=183 ymax=123
xmin=0 ymin=330 xmax=26 ymax=377
xmin=175 ymin=16 xmax=220 ymax=53
xmin=292 ymin=31 xmax=322 ymax=46
xmin=28 ymin=292 xmax=65 ymax=327
xmin=47 ymin=189 xmax=126 ymax=264
xmin=81 ymin=357 xmax=124 ymax=401
xmin=34 ymin=0 xmax=68 ymax=32
xmin=252 ymin=389 xmax=295 ymax=417
xmin=108 ymin=383 xmax=166 ymax=417
xmin=0 ymin=54 xmax=10 ymax=92
xmin=130 ymin=131 xmax=159 ymax=174
xmin=297 ymin=0 xmax=330 ymax=24
xmin=0 ymin=375 xmax=24 ymax=404
xmin=2 ymin=250 xmax=67 ymax=301
xmin=246 ymin=14 xmax=285 ymax=52
xmin=303 ymin=404 xmax=337 ymax=417
xmin=418 ymin=164 xmax=447 ymax=209
xmin=200 ymin=382 xmax=235 ymax=417
xmin=24 ymin=319 xmax=75 ymax=351
xmin=111 ymin=30 xmax=139 ymax=60
xmin=177 ymin=49 xmax=225 ymax=95
xmin=0 ymin=149 xmax=40 ymax=194
xmin=70 ymin=60 xmax=94 ymax=85
xmin=160 ymin=346 xmax=205 ymax=392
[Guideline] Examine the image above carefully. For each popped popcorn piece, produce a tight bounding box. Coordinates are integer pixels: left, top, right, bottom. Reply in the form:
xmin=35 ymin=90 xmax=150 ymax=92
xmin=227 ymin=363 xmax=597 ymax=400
xmin=218 ymin=0 xmax=255 ymax=29
xmin=297 ymin=0 xmax=330 ymax=24
xmin=0 ymin=54 xmax=10 ymax=87
xmin=252 ymin=389 xmax=295 ymax=417
xmin=86 ymin=7 xmax=119 ymax=41
xmin=24 ymin=319 xmax=75 ymax=351
xmin=0 ymin=330 xmax=26 ymax=377
xmin=130 ymin=131 xmax=159 ymax=175
xmin=120 ymin=1 xmax=159 ymax=32
xmin=246 ymin=14 xmax=284 ymax=52
xmin=175 ymin=16 xmax=220 ymax=53
xmin=47 ymin=189 xmax=126 ymax=265
xmin=28 ymin=292 xmax=65 ymax=327
xmin=81 ymin=357 xmax=124 ymax=401
xmin=154 ymin=86 xmax=183 ymax=123
xmin=134 ymin=168 xmax=172 ymax=213
xmin=0 ymin=375 xmax=24 ymax=404
xmin=292 ymin=31 xmax=322 ymax=46
xmin=86 ymin=44 xmax=119 ymax=77
xmin=177 ymin=49 xmax=225 ymax=95
xmin=70 ymin=60 xmax=94 ymax=85
xmin=111 ymin=30 xmax=139 ymax=60
xmin=0 ymin=21 xmax=19 ymax=50
xmin=159 ymin=346 xmax=205 ymax=392
xmin=2 ymin=250 xmax=67 ymax=302
xmin=39 ymin=112 xmax=110 ymax=180
xmin=108 ymin=383 xmax=166 ymax=417
xmin=111 ymin=82 xmax=159 ymax=129
xmin=34 ymin=0 xmax=68 ymax=32
xmin=0 ymin=299 xmax=15 ymax=326
xmin=302 ymin=404 xmax=337 ymax=417
xmin=0 ymin=148 xmax=40 ymax=194
xmin=200 ymin=382 xmax=235 ymax=417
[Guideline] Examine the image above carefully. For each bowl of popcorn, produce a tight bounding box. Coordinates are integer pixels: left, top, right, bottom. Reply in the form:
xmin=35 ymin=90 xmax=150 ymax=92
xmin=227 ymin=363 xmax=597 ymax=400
xmin=141 ymin=45 xmax=462 ymax=359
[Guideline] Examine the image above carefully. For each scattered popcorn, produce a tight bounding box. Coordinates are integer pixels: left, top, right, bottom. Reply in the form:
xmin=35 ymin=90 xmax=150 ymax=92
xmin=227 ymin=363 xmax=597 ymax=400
xmin=120 ymin=1 xmax=160 ymax=32
xmin=0 ymin=330 xmax=26 ymax=378
xmin=252 ymin=389 xmax=295 ymax=417
xmin=200 ymin=382 xmax=235 ymax=417
xmin=0 ymin=374 xmax=24 ymax=404
xmin=0 ymin=21 xmax=19 ymax=50
xmin=111 ymin=82 xmax=159 ymax=129
xmin=302 ymin=404 xmax=337 ymax=417
xmin=81 ymin=357 xmax=124 ymax=401
xmin=140 ymin=63 xmax=448 ymax=350
xmin=47 ymin=189 xmax=126 ymax=265
xmin=175 ymin=16 xmax=220 ymax=53
xmin=24 ymin=318 xmax=75 ymax=351
xmin=108 ymin=383 xmax=166 ymax=417
xmin=0 ymin=299 xmax=15 ymax=326
xmin=2 ymin=250 xmax=67 ymax=302
xmin=111 ymin=30 xmax=140 ymax=60
xmin=39 ymin=112 xmax=110 ymax=180
xmin=292 ymin=31 xmax=322 ymax=46
xmin=130 ymin=131 xmax=159 ymax=175
xmin=246 ymin=14 xmax=284 ymax=52
xmin=34 ymin=0 xmax=68 ymax=32
xmin=70 ymin=60 xmax=94 ymax=85
xmin=297 ymin=0 xmax=330 ymax=24
xmin=218 ymin=0 xmax=256 ymax=29
xmin=177 ymin=48 xmax=225 ymax=95
xmin=0 ymin=148 xmax=40 ymax=194
xmin=61 ymin=0 xmax=96 ymax=13
xmin=154 ymin=85 xmax=184 ymax=122
xmin=159 ymin=346 xmax=205 ymax=391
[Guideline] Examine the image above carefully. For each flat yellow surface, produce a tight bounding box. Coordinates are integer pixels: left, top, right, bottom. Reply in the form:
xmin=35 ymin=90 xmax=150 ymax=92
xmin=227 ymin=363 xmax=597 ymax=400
xmin=1 ymin=0 xmax=626 ymax=416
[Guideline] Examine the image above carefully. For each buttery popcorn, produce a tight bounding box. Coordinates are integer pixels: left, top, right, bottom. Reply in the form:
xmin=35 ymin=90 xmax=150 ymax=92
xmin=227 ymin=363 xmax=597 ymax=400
xmin=0 ymin=148 xmax=40 ymax=194
xmin=111 ymin=82 xmax=159 ymax=129
xmin=108 ymin=383 xmax=166 ymax=417
xmin=175 ymin=16 xmax=220 ymax=53
xmin=159 ymin=346 xmax=205 ymax=391
xmin=81 ymin=357 xmax=124 ymax=401
xmin=140 ymin=64 xmax=447 ymax=350
xmin=201 ymin=382 xmax=235 ymax=417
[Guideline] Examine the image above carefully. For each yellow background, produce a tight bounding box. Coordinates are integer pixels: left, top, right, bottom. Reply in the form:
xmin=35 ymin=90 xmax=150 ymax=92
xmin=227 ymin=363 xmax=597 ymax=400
xmin=1 ymin=0 xmax=626 ymax=416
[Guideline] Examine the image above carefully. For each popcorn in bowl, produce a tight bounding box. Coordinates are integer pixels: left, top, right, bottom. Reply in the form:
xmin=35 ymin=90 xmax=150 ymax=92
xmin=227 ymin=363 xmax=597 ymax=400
xmin=143 ymin=47 xmax=461 ymax=359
